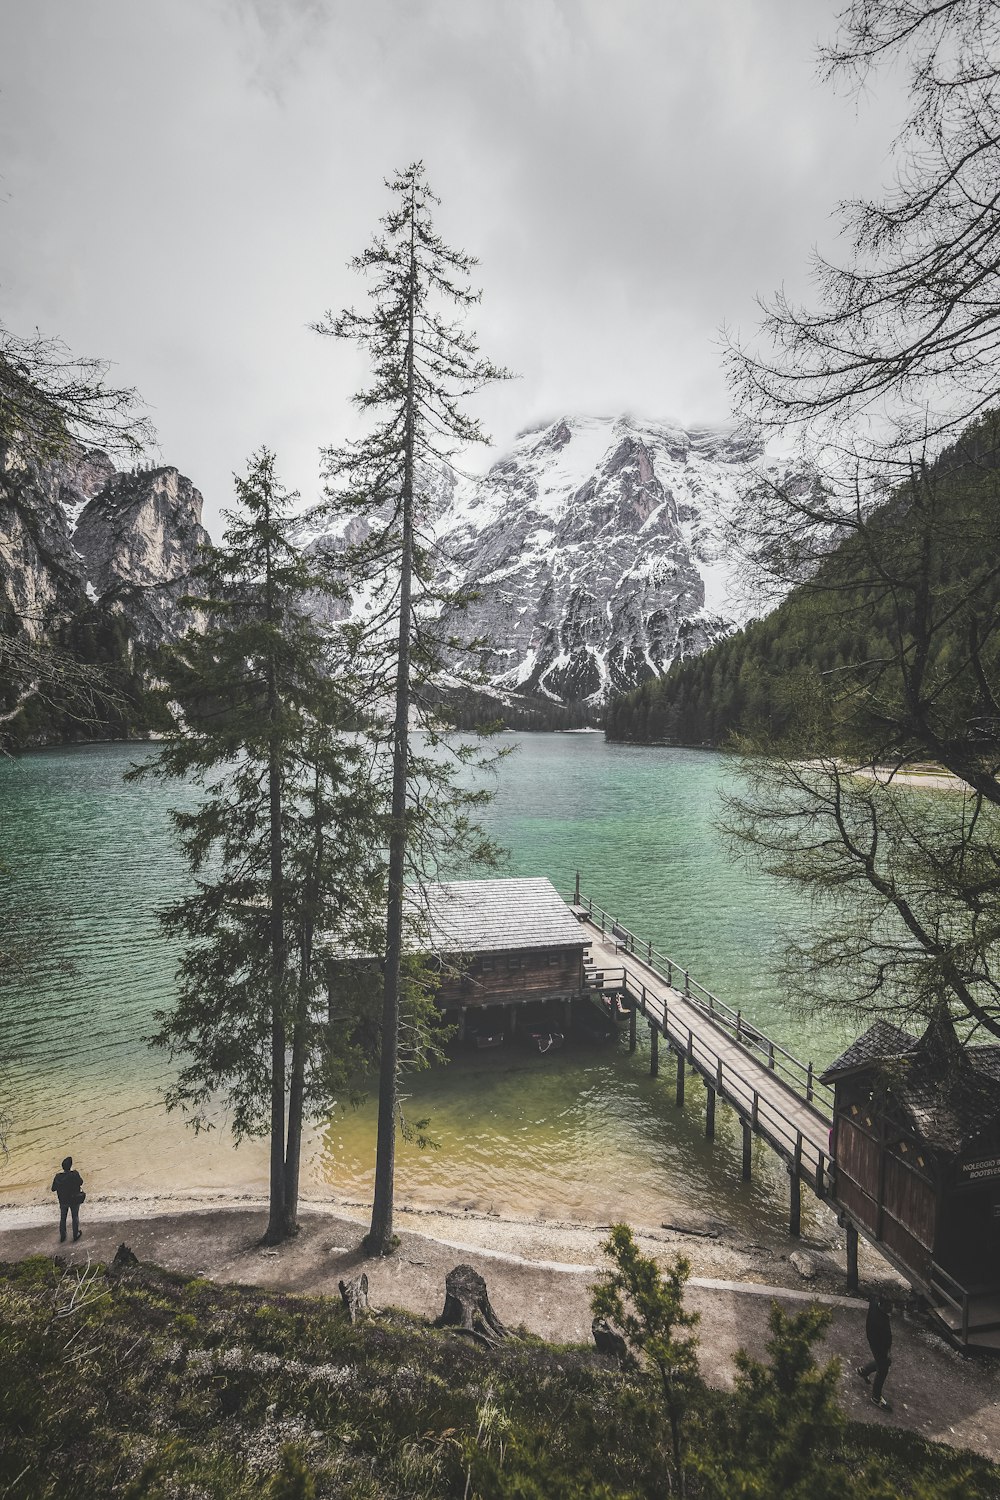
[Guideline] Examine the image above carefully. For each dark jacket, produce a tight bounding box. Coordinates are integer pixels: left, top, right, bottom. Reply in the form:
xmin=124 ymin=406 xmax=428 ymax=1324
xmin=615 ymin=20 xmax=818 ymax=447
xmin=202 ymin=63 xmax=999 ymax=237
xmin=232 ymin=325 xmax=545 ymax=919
xmin=866 ymin=1298 xmax=892 ymax=1358
xmin=51 ymin=1169 xmax=83 ymax=1205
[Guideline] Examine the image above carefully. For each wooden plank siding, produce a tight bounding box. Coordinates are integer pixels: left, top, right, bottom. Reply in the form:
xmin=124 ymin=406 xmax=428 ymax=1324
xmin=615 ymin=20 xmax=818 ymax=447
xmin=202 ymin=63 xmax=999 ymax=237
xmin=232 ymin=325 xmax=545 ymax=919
xmin=436 ymin=948 xmax=585 ymax=1008
xmin=833 ymin=1108 xmax=940 ymax=1284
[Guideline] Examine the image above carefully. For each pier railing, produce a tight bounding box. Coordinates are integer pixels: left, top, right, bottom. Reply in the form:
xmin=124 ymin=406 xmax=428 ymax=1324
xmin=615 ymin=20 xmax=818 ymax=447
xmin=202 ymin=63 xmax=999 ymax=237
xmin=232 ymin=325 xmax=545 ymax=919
xmin=573 ymin=887 xmax=835 ymax=1120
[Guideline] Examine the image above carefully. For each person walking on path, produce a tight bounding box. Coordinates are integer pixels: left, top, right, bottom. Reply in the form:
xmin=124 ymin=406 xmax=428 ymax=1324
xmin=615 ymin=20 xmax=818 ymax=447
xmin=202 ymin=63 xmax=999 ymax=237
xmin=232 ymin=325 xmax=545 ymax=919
xmin=857 ymin=1293 xmax=893 ymax=1410
xmin=51 ymin=1156 xmax=85 ymax=1243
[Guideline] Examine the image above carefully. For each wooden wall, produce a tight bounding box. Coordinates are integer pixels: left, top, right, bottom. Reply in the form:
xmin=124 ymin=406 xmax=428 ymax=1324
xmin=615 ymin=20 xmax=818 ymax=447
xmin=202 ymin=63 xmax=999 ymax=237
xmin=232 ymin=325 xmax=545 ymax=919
xmin=834 ymin=1104 xmax=938 ymax=1281
xmin=436 ymin=947 xmax=585 ymax=1007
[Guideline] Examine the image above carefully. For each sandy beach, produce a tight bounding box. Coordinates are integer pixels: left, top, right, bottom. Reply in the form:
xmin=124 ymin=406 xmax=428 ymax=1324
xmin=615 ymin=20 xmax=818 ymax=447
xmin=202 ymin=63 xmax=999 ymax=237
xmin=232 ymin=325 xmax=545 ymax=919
xmin=3 ymin=1191 xmax=999 ymax=1461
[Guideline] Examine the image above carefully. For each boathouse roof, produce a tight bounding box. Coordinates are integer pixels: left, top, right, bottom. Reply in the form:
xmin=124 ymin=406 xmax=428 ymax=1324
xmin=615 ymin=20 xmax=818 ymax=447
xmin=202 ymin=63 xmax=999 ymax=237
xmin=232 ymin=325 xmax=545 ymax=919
xmin=319 ymin=876 xmax=587 ymax=960
xmin=822 ymin=1019 xmax=1000 ymax=1153
xmin=419 ymin=877 xmax=587 ymax=955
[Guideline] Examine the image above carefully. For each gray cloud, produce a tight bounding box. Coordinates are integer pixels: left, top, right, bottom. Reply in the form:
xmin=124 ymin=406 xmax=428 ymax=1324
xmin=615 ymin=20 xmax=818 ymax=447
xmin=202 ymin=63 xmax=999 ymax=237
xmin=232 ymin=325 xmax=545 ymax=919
xmin=1 ymin=0 xmax=905 ymax=532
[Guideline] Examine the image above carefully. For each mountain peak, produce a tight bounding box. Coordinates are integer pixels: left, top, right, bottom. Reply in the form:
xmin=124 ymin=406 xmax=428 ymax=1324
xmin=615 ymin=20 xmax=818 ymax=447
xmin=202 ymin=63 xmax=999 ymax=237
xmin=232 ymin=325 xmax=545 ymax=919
xmin=430 ymin=411 xmax=762 ymax=708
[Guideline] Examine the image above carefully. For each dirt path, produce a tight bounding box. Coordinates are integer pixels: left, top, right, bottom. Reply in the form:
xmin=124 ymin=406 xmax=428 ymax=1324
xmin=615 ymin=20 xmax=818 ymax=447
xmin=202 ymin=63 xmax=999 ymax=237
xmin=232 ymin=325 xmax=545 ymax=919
xmin=3 ymin=1200 xmax=998 ymax=1462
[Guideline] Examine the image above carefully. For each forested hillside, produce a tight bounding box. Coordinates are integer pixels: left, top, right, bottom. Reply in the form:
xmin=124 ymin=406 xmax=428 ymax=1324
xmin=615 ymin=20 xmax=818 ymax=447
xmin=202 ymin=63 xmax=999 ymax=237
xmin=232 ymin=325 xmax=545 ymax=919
xmin=605 ymin=414 xmax=1000 ymax=752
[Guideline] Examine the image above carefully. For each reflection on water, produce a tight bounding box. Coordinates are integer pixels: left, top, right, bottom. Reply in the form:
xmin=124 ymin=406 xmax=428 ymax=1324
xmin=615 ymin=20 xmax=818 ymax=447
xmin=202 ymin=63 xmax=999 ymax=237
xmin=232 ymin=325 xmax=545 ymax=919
xmin=0 ymin=737 xmax=848 ymax=1242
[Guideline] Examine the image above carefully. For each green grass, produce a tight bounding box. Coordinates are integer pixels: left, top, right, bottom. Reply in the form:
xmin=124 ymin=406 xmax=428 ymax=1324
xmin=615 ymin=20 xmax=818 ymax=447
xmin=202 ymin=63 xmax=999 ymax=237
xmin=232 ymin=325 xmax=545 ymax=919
xmin=0 ymin=1255 xmax=996 ymax=1499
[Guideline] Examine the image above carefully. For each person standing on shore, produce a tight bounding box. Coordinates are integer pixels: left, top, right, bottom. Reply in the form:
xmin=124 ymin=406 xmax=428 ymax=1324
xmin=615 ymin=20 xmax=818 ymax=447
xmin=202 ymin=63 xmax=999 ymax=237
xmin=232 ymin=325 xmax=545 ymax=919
xmin=857 ymin=1293 xmax=893 ymax=1410
xmin=51 ymin=1155 xmax=85 ymax=1243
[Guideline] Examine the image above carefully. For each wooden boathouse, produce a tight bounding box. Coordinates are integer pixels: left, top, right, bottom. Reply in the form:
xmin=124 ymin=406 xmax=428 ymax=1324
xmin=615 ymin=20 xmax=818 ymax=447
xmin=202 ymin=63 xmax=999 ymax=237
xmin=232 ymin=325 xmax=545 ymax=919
xmin=417 ymin=877 xmax=591 ymax=1040
xmin=822 ymin=1018 xmax=1000 ymax=1349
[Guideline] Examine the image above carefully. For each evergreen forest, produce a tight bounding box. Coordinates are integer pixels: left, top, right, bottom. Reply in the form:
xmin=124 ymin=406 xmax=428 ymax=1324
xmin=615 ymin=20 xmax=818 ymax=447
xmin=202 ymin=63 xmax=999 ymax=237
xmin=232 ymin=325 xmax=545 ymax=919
xmin=605 ymin=413 xmax=1000 ymax=755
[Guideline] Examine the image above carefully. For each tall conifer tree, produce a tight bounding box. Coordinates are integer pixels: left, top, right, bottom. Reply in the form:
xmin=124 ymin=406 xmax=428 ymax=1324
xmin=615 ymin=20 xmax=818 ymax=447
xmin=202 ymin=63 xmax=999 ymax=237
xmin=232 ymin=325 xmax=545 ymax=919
xmin=314 ymin=163 xmax=512 ymax=1255
xmin=136 ymin=449 xmax=383 ymax=1243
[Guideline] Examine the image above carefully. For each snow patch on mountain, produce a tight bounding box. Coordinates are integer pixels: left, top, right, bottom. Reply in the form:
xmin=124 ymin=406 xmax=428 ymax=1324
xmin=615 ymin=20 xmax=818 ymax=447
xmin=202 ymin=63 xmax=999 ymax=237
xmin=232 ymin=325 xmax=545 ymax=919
xmin=428 ymin=413 xmax=760 ymax=706
xmin=304 ymin=412 xmax=773 ymax=711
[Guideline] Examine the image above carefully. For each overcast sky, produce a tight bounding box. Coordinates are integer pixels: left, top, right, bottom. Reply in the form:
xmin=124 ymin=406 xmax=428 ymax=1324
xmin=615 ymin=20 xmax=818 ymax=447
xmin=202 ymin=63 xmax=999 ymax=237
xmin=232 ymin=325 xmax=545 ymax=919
xmin=1 ymin=0 xmax=906 ymax=532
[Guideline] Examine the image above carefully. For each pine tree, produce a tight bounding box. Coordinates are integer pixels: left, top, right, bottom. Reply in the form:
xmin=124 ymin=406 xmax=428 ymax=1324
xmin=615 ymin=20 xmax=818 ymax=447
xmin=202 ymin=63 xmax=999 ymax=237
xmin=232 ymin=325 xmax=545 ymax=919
xmin=313 ymin=162 xmax=513 ymax=1256
xmin=133 ymin=449 xmax=384 ymax=1243
xmin=590 ymin=1223 xmax=700 ymax=1498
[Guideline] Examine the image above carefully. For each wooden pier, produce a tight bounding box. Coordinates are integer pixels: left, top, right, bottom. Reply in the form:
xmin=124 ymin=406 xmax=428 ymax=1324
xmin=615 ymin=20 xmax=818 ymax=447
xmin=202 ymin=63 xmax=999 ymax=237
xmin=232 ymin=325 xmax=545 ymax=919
xmin=572 ymin=884 xmax=836 ymax=1245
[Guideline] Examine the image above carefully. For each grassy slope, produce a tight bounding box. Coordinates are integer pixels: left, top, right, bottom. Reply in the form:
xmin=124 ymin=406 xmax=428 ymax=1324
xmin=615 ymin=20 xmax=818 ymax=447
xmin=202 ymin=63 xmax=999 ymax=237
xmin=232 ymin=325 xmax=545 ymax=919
xmin=1 ymin=1256 xmax=996 ymax=1500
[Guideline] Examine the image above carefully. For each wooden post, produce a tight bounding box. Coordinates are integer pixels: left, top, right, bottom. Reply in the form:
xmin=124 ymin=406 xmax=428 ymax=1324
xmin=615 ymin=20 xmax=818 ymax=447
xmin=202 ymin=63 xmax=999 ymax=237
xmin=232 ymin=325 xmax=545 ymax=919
xmin=675 ymin=1047 xmax=685 ymax=1107
xmin=768 ymin=1042 xmax=775 ymax=1071
xmin=789 ymin=1133 xmax=803 ymax=1237
xmin=806 ymin=1061 xmax=814 ymax=1103
xmin=736 ymin=1010 xmax=742 ymax=1043
xmin=647 ymin=940 xmax=652 ymax=961
xmin=574 ymin=870 xmax=580 ymax=903
xmin=507 ymin=1005 xmax=517 ymax=1037
xmin=846 ymin=1223 xmax=859 ymax=1292
xmin=629 ymin=1003 xmax=637 ymax=1054
xmin=741 ymin=1119 xmax=752 ymax=1181
xmin=457 ymin=1007 xmax=466 ymax=1043
xmin=705 ymin=1083 xmax=716 ymax=1139
xmin=751 ymin=1093 xmax=759 ymax=1132
xmin=684 ymin=969 xmax=690 ymax=996
xmin=650 ymin=1023 xmax=659 ymax=1078
xmin=789 ymin=1168 xmax=801 ymax=1237
xmin=816 ymin=1152 xmax=826 ymax=1199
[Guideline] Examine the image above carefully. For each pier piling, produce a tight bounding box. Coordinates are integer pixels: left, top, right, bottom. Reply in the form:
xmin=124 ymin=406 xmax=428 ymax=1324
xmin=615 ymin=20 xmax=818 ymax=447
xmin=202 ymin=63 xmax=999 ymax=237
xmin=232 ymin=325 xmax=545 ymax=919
xmin=789 ymin=1169 xmax=801 ymax=1237
xmin=846 ymin=1223 xmax=859 ymax=1292
xmin=572 ymin=893 xmax=835 ymax=1262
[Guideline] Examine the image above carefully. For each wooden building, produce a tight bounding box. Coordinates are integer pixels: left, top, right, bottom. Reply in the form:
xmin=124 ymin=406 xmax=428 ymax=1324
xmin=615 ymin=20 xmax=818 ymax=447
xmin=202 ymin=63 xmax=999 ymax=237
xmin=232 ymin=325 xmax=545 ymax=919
xmin=322 ymin=876 xmax=593 ymax=1041
xmin=822 ymin=1018 xmax=1000 ymax=1347
xmin=419 ymin=877 xmax=590 ymax=1036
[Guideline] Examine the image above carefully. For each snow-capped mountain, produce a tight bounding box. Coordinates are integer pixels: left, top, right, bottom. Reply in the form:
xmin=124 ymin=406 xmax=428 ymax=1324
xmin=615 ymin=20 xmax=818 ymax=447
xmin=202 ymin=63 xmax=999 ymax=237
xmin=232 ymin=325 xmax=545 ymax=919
xmin=425 ymin=413 xmax=759 ymax=706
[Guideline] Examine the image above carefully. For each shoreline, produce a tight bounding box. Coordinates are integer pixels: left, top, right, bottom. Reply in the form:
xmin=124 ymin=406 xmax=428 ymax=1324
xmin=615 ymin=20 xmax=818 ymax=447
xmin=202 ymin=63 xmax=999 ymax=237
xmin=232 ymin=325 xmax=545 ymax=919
xmin=0 ymin=1185 xmax=905 ymax=1295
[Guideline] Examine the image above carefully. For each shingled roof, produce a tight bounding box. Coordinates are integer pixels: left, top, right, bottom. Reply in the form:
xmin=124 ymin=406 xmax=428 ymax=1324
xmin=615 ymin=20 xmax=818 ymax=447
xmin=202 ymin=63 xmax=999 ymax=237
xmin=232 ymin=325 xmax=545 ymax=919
xmin=319 ymin=877 xmax=587 ymax=960
xmin=820 ymin=1020 xmax=918 ymax=1082
xmin=418 ymin=877 xmax=586 ymax=955
xmin=822 ymin=1019 xmax=1000 ymax=1153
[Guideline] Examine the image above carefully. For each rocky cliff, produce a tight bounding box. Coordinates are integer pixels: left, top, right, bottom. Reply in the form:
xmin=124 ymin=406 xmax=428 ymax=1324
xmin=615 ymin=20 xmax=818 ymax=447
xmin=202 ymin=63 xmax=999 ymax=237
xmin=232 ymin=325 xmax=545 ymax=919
xmin=434 ymin=414 xmax=751 ymax=705
xmin=1 ymin=442 xmax=210 ymax=647
xmin=307 ymin=412 xmax=773 ymax=716
xmin=424 ymin=412 xmax=790 ymax=715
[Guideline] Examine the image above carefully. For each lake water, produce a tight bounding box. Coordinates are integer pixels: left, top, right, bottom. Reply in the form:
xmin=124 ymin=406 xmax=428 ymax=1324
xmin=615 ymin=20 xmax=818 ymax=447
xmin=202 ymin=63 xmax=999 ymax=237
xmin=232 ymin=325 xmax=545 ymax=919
xmin=0 ymin=735 xmax=852 ymax=1242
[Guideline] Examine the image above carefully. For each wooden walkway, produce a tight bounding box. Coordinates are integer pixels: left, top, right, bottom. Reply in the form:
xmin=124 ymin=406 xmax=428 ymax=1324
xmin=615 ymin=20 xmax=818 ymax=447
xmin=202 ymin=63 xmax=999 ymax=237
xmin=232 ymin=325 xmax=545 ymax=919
xmin=574 ymin=895 xmax=834 ymax=1238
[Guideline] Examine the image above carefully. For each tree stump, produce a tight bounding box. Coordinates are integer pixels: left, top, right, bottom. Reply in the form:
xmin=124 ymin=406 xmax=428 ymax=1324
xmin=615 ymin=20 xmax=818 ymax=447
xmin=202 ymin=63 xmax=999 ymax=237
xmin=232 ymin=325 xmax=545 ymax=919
xmin=105 ymin=1242 xmax=140 ymax=1278
xmin=592 ymin=1316 xmax=630 ymax=1364
xmin=338 ymin=1272 xmax=370 ymax=1323
xmin=434 ymin=1264 xmax=509 ymax=1347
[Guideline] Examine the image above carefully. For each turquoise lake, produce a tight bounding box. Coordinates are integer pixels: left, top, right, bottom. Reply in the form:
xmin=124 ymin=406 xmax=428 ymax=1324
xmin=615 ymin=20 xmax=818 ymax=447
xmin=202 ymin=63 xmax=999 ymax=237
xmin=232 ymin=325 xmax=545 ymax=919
xmin=0 ymin=735 xmax=853 ymax=1241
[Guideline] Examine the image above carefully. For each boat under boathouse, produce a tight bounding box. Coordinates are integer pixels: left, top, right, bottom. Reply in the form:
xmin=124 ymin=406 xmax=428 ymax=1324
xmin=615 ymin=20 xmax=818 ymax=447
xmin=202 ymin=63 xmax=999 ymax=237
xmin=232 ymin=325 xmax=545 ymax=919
xmin=822 ymin=1017 xmax=1000 ymax=1348
xmin=414 ymin=877 xmax=591 ymax=1039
